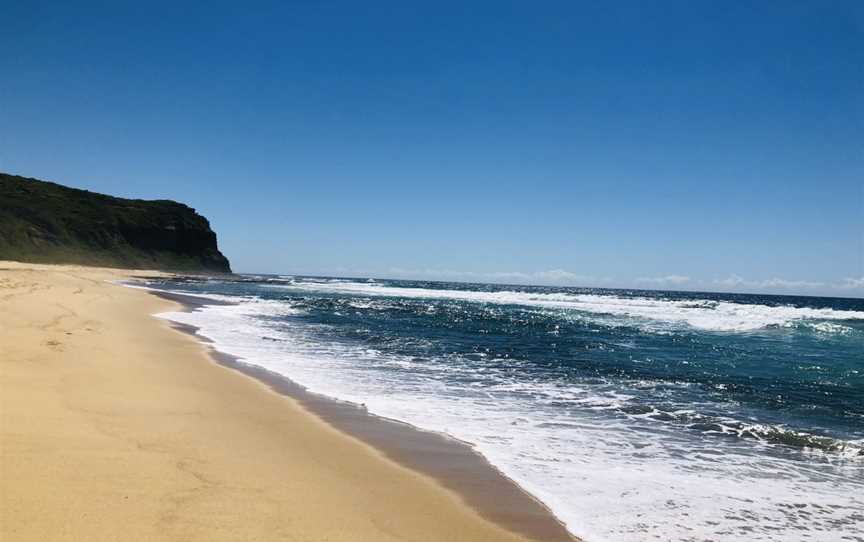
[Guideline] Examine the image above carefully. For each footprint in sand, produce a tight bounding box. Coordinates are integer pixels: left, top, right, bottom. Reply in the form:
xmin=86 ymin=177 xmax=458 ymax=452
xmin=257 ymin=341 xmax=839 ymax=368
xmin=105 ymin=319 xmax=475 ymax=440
xmin=44 ymin=340 xmax=64 ymax=352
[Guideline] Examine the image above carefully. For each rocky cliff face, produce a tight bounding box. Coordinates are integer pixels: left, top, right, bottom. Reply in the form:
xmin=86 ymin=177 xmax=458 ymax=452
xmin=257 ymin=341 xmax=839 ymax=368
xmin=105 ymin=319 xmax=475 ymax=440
xmin=0 ymin=172 xmax=231 ymax=273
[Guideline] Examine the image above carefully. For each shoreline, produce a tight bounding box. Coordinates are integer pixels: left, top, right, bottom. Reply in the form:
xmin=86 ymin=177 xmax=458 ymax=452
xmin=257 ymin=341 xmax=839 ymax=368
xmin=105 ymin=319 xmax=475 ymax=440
xmin=150 ymin=289 xmax=575 ymax=542
xmin=0 ymin=262 xmax=573 ymax=541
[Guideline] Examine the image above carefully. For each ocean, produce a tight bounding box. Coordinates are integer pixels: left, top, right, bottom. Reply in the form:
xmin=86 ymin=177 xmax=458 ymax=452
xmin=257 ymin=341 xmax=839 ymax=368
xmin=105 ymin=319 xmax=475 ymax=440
xmin=134 ymin=275 xmax=864 ymax=541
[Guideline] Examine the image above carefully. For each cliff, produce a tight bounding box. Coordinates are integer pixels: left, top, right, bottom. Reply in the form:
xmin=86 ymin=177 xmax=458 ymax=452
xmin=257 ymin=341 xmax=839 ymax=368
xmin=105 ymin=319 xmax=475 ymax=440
xmin=0 ymin=172 xmax=231 ymax=273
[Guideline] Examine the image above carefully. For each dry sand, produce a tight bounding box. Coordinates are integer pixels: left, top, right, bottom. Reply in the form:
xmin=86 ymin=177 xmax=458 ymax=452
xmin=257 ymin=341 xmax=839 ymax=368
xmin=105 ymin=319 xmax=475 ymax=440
xmin=0 ymin=262 xmax=542 ymax=541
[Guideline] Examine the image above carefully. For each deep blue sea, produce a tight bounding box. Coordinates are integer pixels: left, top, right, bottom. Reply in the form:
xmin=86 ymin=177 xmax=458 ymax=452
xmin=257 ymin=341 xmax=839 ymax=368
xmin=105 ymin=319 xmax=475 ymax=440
xmin=135 ymin=275 xmax=864 ymax=541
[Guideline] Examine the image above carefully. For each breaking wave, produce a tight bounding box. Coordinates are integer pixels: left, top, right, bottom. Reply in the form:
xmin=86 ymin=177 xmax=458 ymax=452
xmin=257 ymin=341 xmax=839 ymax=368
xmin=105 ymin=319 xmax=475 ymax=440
xmin=264 ymin=279 xmax=864 ymax=333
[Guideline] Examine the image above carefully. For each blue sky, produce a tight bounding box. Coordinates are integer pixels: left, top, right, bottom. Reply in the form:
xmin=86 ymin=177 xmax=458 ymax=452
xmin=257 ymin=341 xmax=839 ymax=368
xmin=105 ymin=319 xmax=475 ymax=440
xmin=2 ymin=2 xmax=862 ymax=296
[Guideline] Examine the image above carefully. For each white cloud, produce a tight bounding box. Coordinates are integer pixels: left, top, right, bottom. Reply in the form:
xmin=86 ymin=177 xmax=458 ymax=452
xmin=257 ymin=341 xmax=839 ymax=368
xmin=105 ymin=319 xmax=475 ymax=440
xmin=714 ymin=274 xmax=746 ymax=287
xmin=712 ymin=275 xmax=828 ymax=291
xmin=836 ymin=277 xmax=864 ymax=290
xmin=759 ymin=277 xmax=825 ymax=289
xmin=382 ymin=267 xmax=610 ymax=286
xmin=535 ymin=269 xmax=599 ymax=283
xmin=635 ymin=275 xmax=691 ymax=286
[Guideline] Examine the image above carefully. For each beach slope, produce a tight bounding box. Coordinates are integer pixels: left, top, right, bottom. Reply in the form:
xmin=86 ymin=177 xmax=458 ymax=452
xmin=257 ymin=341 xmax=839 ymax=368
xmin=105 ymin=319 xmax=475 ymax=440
xmin=0 ymin=262 xmax=531 ymax=541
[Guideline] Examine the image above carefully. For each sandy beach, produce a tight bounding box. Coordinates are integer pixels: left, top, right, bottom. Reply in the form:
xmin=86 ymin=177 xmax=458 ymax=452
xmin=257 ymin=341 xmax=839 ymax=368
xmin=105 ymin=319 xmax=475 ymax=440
xmin=0 ymin=262 xmax=557 ymax=542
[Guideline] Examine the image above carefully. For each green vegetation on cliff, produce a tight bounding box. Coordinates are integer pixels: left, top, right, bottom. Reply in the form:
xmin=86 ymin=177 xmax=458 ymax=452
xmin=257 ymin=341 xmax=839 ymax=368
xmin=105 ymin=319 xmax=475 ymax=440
xmin=0 ymin=172 xmax=231 ymax=272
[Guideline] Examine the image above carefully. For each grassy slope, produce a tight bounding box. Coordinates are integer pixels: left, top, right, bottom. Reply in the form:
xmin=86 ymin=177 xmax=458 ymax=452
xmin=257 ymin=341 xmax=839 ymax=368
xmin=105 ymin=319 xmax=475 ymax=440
xmin=0 ymin=173 xmax=231 ymax=272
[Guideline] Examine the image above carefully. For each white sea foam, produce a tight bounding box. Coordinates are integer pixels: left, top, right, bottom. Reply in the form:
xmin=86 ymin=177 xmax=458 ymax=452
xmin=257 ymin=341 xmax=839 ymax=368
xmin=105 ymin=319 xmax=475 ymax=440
xmin=263 ymin=280 xmax=864 ymax=333
xmin=151 ymin=291 xmax=864 ymax=542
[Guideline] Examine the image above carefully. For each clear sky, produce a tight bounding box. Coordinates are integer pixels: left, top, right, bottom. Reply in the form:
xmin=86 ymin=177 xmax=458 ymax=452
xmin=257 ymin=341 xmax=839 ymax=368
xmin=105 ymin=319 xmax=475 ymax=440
xmin=2 ymin=2 xmax=862 ymax=296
